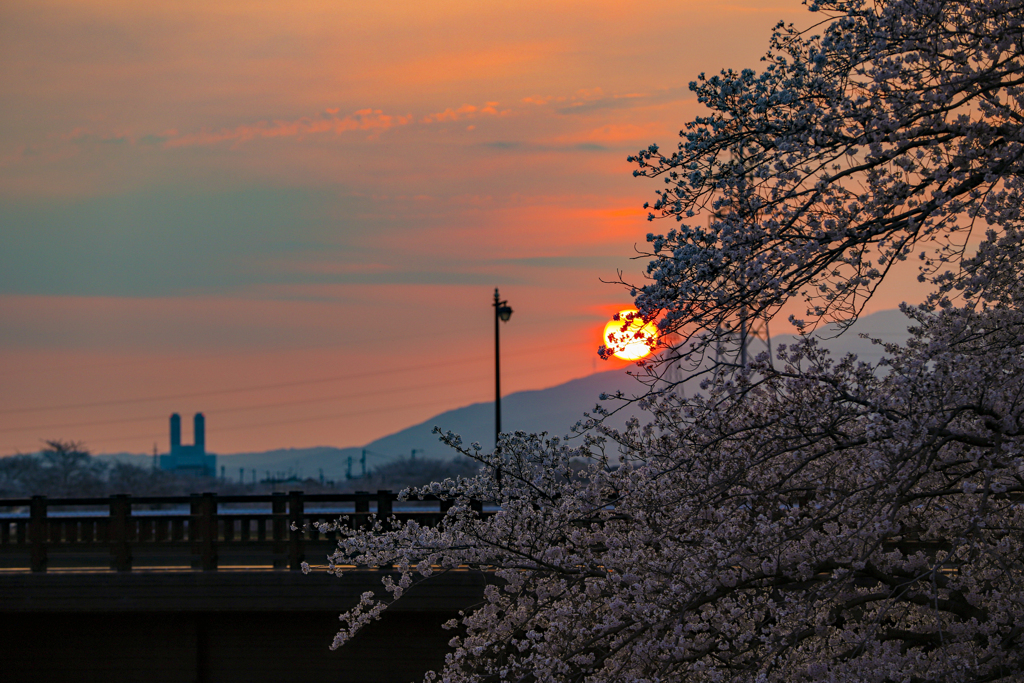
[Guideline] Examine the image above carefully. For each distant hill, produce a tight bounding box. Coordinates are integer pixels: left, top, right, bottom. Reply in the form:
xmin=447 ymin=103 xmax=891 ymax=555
xmin=351 ymin=308 xmax=914 ymax=467
xmin=210 ymin=367 xmax=651 ymax=481
xmin=100 ymin=308 xmax=915 ymax=481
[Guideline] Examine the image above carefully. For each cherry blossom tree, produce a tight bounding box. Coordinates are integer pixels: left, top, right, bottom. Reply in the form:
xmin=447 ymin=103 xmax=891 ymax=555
xmin=322 ymin=2 xmax=1024 ymax=681
xmin=626 ymin=0 xmax=1024 ymax=361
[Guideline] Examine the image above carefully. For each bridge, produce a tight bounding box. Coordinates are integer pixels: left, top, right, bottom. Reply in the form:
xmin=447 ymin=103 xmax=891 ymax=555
xmin=0 ymin=491 xmax=490 ymax=683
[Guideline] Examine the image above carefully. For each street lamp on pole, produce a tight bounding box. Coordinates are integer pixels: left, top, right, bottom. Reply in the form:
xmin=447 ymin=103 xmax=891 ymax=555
xmin=493 ymin=288 xmax=513 ymax=449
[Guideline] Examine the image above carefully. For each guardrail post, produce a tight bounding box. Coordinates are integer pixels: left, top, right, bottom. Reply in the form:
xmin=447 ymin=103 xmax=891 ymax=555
xmin=272 ymin=492 xmax=287 ymax=569
xmin=29 ymin=495 xmax=47 ymax=573
xmin=288 ymin=490 xmax=305 ymax=571
xmin=377 ymin=490 xmax=393 ymax=532
xmin=190 ymin=494 xmax=200 ymax=568
xmin=193 ymin=492 xmax=218 ymax=571
xmin=109 ymin=494 xmax=133 ymax=571
xmin=375 ymin=490 xmax=395 ymax=570
xmin=354 ymin=491 xmax=370 ymax=530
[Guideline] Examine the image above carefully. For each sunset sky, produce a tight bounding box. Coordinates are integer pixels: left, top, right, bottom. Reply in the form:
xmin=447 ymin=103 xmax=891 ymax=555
xmin=0 ymin=0 xmax=927 ymax=457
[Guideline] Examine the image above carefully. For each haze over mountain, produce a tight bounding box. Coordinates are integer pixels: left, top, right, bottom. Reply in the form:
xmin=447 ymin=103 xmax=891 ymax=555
xmin=99 ymin=309 xmax=913 ymax=481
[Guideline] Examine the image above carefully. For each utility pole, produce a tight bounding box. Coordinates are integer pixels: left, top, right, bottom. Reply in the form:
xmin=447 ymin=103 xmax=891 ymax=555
xmin=493 ymin=288 xmax=513 ymax=449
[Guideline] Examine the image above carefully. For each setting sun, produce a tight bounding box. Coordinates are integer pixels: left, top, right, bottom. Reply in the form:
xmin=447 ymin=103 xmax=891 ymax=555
xmin=603 ymin=310 xmax=658 ymax=361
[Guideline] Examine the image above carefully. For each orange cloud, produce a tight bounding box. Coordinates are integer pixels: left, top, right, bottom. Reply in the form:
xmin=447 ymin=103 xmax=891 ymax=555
xmin=553 ymin=123 xmax=666 ymax=145
xmin=98 ymin=101 xmax=510 ymax=151
xmin=162 ymin=109 xmax=414 ymax=148
xmin=421 ymin=102 xmax=508 ymax=124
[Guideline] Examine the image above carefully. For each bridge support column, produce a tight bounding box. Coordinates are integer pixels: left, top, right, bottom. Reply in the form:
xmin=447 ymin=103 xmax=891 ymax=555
xmin=288 ymin=490 xmax=304 ymax=571
xmin=191 ymin=493 xmax=218 ymax=571
xmin=272 ymin=492 xmax=287 ymax=569
xmin=29 ymin=495 xmax=47 ymax=573
xmin=109 ymin=494 xmax=133 ymax=572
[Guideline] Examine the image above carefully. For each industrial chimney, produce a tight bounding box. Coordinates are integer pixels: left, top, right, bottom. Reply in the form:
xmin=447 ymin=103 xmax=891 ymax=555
xmin=170 ymin=413 xmax=181 ymax=449
xmin=194 ymin=412 xmax=205 ymax=451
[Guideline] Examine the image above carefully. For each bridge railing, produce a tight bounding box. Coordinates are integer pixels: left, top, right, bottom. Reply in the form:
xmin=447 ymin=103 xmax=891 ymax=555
xmin=0 ymin=491 xmax=483 ymax=573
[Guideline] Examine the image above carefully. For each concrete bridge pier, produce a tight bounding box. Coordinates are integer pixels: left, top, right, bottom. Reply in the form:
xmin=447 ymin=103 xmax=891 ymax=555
xmin=0 ymin=570 xmax=486 ymax=683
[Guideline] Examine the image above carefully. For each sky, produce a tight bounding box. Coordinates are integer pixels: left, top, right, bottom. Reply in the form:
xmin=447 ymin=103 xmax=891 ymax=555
xmin=0 ymin=0 xmax=931 ymax=457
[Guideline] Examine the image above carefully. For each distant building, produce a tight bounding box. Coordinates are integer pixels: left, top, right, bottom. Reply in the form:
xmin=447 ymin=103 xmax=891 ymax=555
xmin=159 ymin=412 xmax=216 ymax=477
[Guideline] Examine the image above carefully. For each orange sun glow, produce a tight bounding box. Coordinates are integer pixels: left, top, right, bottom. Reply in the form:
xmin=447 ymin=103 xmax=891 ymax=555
xmin=603 ymin=310 xmax=658 ymax=361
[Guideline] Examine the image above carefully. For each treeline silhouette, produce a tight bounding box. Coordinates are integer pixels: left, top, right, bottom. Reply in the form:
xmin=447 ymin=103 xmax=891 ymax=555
xmin=0 ymin=440 xmax=480 ymax=498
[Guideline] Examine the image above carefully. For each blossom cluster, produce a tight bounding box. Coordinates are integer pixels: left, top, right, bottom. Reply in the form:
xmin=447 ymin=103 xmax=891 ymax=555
xmin=329 ymin=305 xmax=1024 ymax=682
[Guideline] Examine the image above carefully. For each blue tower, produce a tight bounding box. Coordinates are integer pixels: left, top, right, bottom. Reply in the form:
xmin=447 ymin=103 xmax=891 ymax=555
xmin=170 ymin=413 xmax=181 ymax=449
xmin=159 ymin=412 xmax=216 ymax=477
xmin=194 ymin=413 xmax=205 ymax=449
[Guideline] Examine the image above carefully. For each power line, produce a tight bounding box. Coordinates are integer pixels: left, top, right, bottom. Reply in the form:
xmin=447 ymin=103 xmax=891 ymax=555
xmin=0 ymin=356 xmax=471 ymax=417
xmin=0 ymin=371 xmax=491 ymax=435
xmin=0 ymin=339 xmax=590 ymax=418
xmin=0 ymin=311 xmax=596 ymax=381
xmin=0 ymin=348 xmax=603 ymax=454
xmin=2 ymin=391 xmax=490 ymax=455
